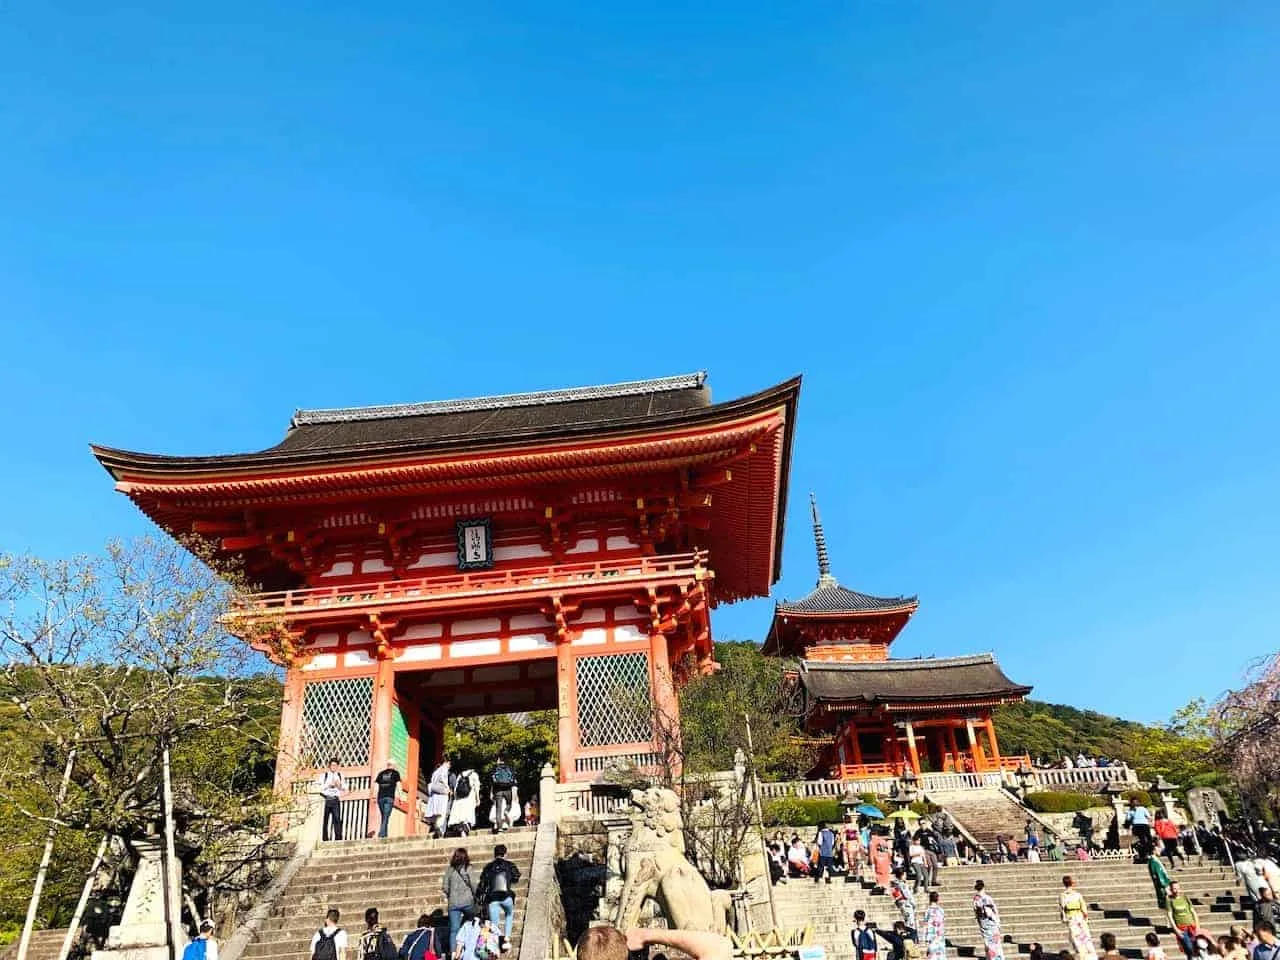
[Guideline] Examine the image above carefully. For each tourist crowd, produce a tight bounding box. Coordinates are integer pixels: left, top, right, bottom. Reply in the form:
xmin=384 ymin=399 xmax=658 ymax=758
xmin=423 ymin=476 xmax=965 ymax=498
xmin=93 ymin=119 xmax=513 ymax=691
xmin=836 ymin=812 xmax=1280 ymax=960
xmin=316 ymin=756 xmax=538 ymax=842
xmin=307 ymin=843 xmax=522 ymax=960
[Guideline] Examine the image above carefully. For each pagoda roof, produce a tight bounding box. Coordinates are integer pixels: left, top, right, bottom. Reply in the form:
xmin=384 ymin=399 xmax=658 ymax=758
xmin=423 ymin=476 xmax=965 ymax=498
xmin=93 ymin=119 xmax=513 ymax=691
xmin=776 ymin=583 xmax=918 ymax=616
xmin=797 ymin=653 xmax=1032 ymax=712
xmin=93 ymin=372 xmax=716 ymax=472
xmin=763 ymin=494 xmax=918 ymax=654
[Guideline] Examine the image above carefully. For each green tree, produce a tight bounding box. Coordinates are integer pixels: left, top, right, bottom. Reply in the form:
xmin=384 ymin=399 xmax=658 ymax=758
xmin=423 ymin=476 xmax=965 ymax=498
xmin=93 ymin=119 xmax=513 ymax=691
xmin=444 ymin=712 xmax=558 ymax=807
xmin=0 ymin=539 xmax=284 ymax=937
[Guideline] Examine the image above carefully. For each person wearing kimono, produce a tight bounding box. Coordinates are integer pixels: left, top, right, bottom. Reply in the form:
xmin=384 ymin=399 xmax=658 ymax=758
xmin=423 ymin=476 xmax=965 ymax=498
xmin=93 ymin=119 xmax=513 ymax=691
xmin=1149 ymin=852 xmax=1172 ymax=910
xmin=1060 ymin=875 xmax=1098 ymax=960
xmin=922 ymin=891 xmax=947 ymax=960
xmin=891 ymin=868 xmax=918 ymax=931
xmin=871 ymin=830 xmax=894 ymax=889
xmin=972 ymin=880 xmax=1004 ymax=960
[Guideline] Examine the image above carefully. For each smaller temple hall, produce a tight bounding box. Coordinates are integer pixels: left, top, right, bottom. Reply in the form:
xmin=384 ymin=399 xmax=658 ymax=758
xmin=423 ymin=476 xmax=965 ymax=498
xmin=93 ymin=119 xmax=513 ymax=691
xmin=769 ymin=496 xmax=1032 ymax=780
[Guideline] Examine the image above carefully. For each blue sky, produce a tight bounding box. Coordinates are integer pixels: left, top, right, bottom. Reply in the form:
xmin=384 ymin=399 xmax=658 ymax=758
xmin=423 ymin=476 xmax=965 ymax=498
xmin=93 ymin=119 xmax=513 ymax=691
xmin=2 ymin=2 xmax=1277 ymax=724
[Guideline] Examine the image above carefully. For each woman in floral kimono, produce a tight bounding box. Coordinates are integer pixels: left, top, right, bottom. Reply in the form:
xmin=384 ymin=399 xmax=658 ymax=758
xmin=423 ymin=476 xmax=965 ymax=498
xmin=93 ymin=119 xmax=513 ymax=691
xmin=922 ymin=891 xmax=947 ymax=960
xmin=1060 ymin=876 xmax=1098 ymax=960
xmin=972 ymin=880 xmax=1004 ymax=960
xmin=871 ymin=829 xmax=894 ymax=889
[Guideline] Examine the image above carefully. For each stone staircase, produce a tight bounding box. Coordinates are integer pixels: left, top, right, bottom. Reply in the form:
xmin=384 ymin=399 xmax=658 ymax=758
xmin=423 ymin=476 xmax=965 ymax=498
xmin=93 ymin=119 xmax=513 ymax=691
xmin=769 ymin=858 xmax=1247 ymax=960
xmin=239 ymin=830 xmax=537 ymax=960
xmin=0 ymin=930 xmax=70 ymax=960
xmin=928 ymin=788 xmax=1044 ymax=853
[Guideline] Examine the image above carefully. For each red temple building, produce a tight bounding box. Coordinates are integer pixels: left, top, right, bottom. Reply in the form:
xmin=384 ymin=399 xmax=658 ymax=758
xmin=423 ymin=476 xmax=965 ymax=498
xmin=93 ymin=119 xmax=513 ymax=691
xmin=770 ymin=496 xmax=1032 ymax=780
xmin=92 ymin=372 xmax=799 ymax=835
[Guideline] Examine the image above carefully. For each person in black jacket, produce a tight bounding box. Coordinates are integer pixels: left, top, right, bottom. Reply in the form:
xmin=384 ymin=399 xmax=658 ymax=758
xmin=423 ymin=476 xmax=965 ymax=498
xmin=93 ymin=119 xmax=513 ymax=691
xmin=477 ymin=844 xmax=522 ymax=953
xmin=875 ymin=921 xmax=918 ymax=960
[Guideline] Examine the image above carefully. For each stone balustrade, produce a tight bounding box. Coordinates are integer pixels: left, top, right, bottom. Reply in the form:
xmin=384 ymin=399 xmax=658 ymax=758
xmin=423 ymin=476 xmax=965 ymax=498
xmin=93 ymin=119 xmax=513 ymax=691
xmin=1028 ymin=764 xmax=1138 ymax=791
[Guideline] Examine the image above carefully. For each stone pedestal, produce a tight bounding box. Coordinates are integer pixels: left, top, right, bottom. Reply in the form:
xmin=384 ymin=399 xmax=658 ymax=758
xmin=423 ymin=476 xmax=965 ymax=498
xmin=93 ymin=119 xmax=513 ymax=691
xmin=97 ymin=838 xmax=183 ymax=960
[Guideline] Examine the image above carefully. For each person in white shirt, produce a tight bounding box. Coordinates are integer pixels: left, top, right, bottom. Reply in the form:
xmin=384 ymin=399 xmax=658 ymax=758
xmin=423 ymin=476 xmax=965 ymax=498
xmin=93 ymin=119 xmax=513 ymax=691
xmin=310 ymin=909 xmax=348 ymax=960
xmin=317 ymin=759 xmax=346 ymax=842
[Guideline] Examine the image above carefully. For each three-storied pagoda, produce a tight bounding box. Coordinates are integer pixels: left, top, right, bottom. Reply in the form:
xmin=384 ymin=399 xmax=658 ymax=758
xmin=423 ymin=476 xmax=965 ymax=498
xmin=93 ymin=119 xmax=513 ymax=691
xmin=93 ymin=372 xmax=799 ymax=835
xmin=770 ymin=496 xmax=1032 ymax=780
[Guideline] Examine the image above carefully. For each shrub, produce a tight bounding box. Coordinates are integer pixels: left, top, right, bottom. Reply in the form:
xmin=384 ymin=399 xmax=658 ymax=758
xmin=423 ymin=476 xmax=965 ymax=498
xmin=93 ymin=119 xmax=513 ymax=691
xmin=1024 ymin=791 xmax=1098 ymax=813
xmin=762 ymin=796 xmax=843 ymax=827
xmin=1125 ymin=790 xmax=1154 ymax=808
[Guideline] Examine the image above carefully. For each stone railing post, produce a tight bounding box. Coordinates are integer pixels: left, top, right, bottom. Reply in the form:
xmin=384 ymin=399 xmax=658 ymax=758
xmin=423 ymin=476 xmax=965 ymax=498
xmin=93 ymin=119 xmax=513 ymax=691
xmin=540 ymin=762 xmax=560 ymax=825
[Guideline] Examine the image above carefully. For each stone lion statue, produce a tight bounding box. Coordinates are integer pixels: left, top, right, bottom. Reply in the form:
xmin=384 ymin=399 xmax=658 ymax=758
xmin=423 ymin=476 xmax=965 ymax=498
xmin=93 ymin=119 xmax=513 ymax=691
xmin=615 ymin=786 xmax=732 ymax=934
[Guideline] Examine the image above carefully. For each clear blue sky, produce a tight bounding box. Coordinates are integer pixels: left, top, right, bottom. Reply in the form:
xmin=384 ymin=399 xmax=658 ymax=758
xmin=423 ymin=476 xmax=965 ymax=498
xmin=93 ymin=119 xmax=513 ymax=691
xmin=2 ymin=2 xmax=1277 ymax=725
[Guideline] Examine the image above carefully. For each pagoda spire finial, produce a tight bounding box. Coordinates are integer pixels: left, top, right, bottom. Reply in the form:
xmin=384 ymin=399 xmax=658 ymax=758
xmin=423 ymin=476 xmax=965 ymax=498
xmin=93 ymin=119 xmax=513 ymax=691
xmin=810 ymin=492 xmax=837 ymax=588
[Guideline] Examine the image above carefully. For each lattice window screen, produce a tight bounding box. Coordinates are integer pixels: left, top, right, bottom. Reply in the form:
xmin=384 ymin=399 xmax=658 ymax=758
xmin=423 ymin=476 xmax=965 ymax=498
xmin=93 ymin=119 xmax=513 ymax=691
xmin=575 ymin=652 xmax=653 ymax=747
xmin=299 ymin=677 xmax=374 ymax=766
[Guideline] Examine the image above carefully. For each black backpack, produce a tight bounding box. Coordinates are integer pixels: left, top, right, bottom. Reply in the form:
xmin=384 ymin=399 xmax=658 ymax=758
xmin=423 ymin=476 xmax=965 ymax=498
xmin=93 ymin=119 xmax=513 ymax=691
xmin=363 ymin=930 xmax=397 ymax=960
xmin=492 ymin=765 xmax=515 ymax=787
xmin=455 ymin=775 xmax=472 ymax=800
xmin=314 ymin=929 xmax=341 ymax=960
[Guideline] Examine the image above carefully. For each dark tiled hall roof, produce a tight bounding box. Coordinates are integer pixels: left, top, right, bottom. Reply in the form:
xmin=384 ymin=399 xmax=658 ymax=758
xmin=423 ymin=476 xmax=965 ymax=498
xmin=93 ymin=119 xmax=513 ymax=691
xmin=276 ymin=372 xmax=711 ymax=453
xmin=777 ymin=583 xmax=919 ymax=615
xmin=798 ymin=654 xmax=1031 ymax=705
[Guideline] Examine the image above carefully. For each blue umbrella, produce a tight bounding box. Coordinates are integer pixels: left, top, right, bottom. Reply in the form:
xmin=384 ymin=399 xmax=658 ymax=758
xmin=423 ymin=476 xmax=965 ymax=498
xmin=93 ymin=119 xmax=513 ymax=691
xmin=854 ymin=803 xmax=885 ymax=819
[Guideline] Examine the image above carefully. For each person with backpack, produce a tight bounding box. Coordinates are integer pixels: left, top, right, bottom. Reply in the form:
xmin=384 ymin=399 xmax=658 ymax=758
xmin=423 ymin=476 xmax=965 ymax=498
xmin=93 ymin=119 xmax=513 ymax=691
xmin=443 ymin=848 xmax=477 ymax=955
xmin=311 ymin=909 xmax=348 ymax=960
xmin=490 ymin=758 xmax=517 ymax=834
xmin=851 ymin=910 xmax=877 ymax=960
xmin=477 ymin=844 xmax=522 ymax=954
xmin=359 ymin=907 xmax=399 ymax=960
xmin=399 ymin=914 xmax=439 ymax=960
xmin=450 ymin=767 xmax=481 ymax=836
xmin=183 ymin=920 xmax=218 ymax=960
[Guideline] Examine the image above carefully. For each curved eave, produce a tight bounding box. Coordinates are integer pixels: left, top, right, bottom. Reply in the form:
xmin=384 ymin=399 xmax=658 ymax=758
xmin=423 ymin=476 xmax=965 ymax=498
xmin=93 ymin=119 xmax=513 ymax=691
xmin=91 ymin=377 xmax=800 ymax=595
xmin=814 ymin=688 xmax=1033 ymax=713
xmin=90 ymin=377 xmax=800 ymax=477
xmin=761 ymin=600 xmax=918 ymax=656
xmin=773 ymin=599 xmax=920 ymax=619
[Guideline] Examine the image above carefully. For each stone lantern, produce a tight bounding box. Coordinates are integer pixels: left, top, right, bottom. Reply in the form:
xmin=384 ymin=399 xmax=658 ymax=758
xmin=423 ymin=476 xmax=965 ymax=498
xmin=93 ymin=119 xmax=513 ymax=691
xmin=1015 ymin=761 xmax=1036 ymax=800
xmin=840 ymin=785 xmax=863 ymax=822
xmin=1152 ymin=776 xmax=1180 ymax=821
xmin=1101 ymin=780 xmax=1128 ymax=843
xmin=897 ymin=768 xmax=920 ymax=809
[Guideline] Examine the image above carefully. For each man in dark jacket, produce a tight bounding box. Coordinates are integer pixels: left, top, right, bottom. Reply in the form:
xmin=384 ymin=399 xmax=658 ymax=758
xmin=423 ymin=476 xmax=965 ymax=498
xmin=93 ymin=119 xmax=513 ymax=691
xmin=477 ymin=844 xmax=522 ymax=953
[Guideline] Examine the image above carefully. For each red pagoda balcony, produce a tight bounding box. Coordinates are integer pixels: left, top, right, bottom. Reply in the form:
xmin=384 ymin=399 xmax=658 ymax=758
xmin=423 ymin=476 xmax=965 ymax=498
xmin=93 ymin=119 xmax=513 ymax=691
xmin=229 ymin=550 xmax=712 ymax=627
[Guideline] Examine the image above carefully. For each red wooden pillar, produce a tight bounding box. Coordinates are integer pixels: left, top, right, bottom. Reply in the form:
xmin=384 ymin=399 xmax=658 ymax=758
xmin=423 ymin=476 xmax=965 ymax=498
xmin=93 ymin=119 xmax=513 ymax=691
xmin=984 ymin=713 xmax=1003 ymax=767
xmin=904 ymin=720 xmax=921 ymax=774
xmin=274 ymin=668 xmax=306 ymax=798
xmin=849 ymin=719 xmax=864 ymax=766
xmin=368 ymin=656 xmax=395 ymax=834
xmin=404 ymin=700 xmax=421 ymax=837
xmin=649 ymin=632 xmax=680 ymax=776
xmin=945 ymin=725 xmax=960 ymax=770
xmin=556 ymin=637 xmax=577 ymax=783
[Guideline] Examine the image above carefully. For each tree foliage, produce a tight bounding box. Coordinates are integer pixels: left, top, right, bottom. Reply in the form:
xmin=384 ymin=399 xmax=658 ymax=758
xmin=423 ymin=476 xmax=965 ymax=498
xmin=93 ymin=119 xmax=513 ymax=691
xmin=443 ymin=712 xmax=558 ymax=805
xmin=1208 ymin=652 xmax=1279 ymax=816
xmin=677 ymin=641 xmax=812 ymax=781
xmin=0 ymin=538 xmax=284 ymax=934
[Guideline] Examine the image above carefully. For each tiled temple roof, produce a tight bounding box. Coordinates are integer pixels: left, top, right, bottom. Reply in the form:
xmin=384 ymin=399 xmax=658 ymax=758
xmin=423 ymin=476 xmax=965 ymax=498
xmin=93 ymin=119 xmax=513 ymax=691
xmin=798 ymin=653 xmax=1032 ymax=706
